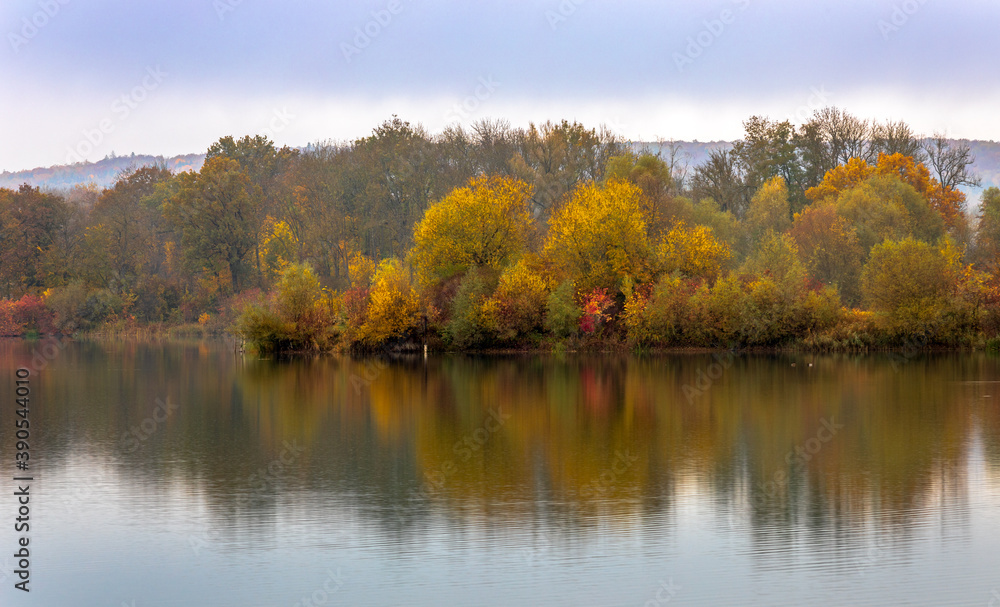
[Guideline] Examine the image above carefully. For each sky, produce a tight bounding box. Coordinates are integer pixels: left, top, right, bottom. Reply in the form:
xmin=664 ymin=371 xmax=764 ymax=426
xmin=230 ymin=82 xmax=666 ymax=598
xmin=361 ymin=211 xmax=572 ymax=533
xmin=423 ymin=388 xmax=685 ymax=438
xmin=1 ymin=0 xmax=997 ymax=172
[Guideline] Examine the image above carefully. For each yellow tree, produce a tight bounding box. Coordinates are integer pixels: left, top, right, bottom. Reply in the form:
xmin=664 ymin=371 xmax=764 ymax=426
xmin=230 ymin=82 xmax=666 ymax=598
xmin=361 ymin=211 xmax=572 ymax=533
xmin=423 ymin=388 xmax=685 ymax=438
xmin=745 ymin=176 xmax=791 ymax=245
xmin=357 ymin=258 xmax=420 ymax=346
xmin=544 ymin=179 xmax=652 ymax=293
xmin=260 ymin=217 xmax=299 ymax=283
xmin=656 ymin=222 xmax=730 ymax=281
xmin=861 ymin=237 xmax=958 ymax=335
xmin=412 ymin=175 xmax=534 ymax=285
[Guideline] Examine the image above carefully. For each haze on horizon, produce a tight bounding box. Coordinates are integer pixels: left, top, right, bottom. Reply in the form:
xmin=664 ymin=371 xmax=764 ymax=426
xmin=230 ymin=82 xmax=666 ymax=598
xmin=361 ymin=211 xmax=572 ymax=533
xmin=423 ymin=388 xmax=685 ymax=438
xmin=1 ymin=0 xmax=997 ymax=173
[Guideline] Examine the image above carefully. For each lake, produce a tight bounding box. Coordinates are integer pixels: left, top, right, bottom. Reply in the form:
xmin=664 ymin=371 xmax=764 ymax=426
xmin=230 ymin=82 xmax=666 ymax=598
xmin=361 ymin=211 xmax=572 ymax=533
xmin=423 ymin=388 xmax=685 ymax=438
xmin=1 ymin=338 xmax=999 ymax=606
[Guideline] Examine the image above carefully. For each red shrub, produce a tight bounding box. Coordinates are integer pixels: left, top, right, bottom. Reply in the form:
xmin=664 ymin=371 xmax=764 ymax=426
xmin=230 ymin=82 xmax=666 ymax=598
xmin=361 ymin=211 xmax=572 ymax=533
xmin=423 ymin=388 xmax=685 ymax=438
xmin=579 ymin=288 xmax=613 ymax=334
xmin=0 ymin=300 xmax=25 ymax=336
xmin=13 ymin=294 xmax=56 ymax=334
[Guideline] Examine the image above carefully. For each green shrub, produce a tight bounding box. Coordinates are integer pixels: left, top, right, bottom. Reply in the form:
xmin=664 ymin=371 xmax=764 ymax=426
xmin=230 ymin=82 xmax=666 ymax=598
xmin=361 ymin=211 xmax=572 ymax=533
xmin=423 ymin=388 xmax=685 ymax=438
xmin=544 ymin=280 xmax=580 ymax=339
xmin=445 ymin=268 xmax=495 ymax=348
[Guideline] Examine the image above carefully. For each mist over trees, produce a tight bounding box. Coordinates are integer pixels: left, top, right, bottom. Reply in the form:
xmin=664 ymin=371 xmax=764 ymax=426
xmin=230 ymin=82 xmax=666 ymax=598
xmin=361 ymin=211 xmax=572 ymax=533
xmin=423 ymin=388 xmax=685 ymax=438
xmin=2 ymin=108 xmax=1000 ymax=351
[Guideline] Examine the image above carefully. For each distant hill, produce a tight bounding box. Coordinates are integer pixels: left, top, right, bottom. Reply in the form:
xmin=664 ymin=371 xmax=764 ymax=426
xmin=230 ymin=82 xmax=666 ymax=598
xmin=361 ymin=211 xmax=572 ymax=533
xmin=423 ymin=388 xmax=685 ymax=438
xmin=0 ymin=153 xmax=205 ymax=191
xmin=4 ymin=140 xmax=1000 ymax=203
xmin=967 ymin=140 xmax=1000 ymax=196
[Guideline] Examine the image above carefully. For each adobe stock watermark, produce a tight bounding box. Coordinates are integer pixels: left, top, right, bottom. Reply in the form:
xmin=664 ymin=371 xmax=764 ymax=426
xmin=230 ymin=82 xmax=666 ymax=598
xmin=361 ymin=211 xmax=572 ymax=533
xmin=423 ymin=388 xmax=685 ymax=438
xmin=579 ymin=448 xmax=640 ymax=499
xmin=292 ymin=569 xmax=345 ymax=607
xmin=545 ymin=0 xmax=586 ymax=30
xmin=682 ymin=351 xmax=736 ymax=403
xmin=120 ymin=397 xmax=179 ymax=453
xmin=350 ymin=353 xmax=389 ymax=395
xmin=213 ymin=0 xmax=245 ymax=21
xmin=60 ymin=395 xmax=179 ymax=518
xmin=878 ymin=0 xmax=930 ymax=41
xmin=24 ymin=320 xmax=77 ymax=373
xmin=8 ymin=0 xmax=71 ymax=54
xmin=260 ymin=107 xmax=295 ymax=142
xmin=65 ymin=66 xmax=168 ymax=164
xmin=521 ymin=529 xmax=555 ymax=565
xmin=445 ymin=76 xmax=500 ymax=124
xmin=189 ymin=439 xmax=306 ymax=555
xmin=988 ymin=587 xmax=1000 ymax=607
xmin=787 ymin=86 xmax=833 ymax=125
xmin=751 ymin=417 xmax=843 ymax=512
xmin=673 ymin=0 xmax=751 ymax=72
xmin=418 ymin=407 xmax=510 ymax=498
xmin=341 ymin=0 xmax=406 ymax=63
xmin=643 ymin=578 xmax=682 ymax=607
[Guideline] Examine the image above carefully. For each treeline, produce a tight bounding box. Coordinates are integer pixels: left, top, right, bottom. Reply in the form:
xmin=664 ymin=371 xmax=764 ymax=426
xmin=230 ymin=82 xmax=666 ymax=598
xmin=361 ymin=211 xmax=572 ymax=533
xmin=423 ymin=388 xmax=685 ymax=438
xmin=2 ymin=109 xmax=999 ymax=351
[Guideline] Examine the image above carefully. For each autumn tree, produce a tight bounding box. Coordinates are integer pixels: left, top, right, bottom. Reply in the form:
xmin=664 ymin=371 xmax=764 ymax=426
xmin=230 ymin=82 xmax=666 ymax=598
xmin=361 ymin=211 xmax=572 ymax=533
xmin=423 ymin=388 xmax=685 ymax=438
xmin=870 ymin=120 xmax=925 ymax=161
xmin=164 ymin=157 xmax=264 ymax=292
xmin=0 ymin=185 xmax=71 ymax=297
xmin=470 ymin=118 xmax=519 ymax=177
xmin=922 ymin=135 xmax=981 ymax=191
xmin=740 ymin=231 xmax=807 ymax=299
xmin=355 ymin=258 xmax=420 ymax=347
xmin=796 ymin=107 xmax=873 ymax=171
xmin=733 ymin=116 xmax=804 ymax=206
xmin=85 ymin=166 xmax=173 ymax=292
xmin=690 ymin=148 xmax=749 ymax=216
xmin=206 ymin=134 xmax=298 ymax=200
xmin=510 ymin=120 xmax=625 ymax=218
xmin=260 ymin=217 xmax=299 ymax=283
xmin=807 ymin=153 xmax=964 ymax=231
xmin=278 ymin=143 xmax=355 ymax=284
xmin=344 ymin=117 xmax=446 ymax=260
xmin=789 ymin=204 xmax=864 ymax=304
xmin=412 ymin=175 xmax=534 ymax=285
xmin=479 ymin=259 xmax=548 ymax=343
xmin=861 ymin=237 xmax=957 ymax=334
xmin=656 ymin=222 xmax=730 ymax=281
xmin=545 ymin=179 xmax=651 ymax=293
xmin=744 ymin=176 xmax=792 ymax=246
xmin=603 ymin=151 xmax=678 ymax=237
xmin=975 ymin=187 xmax=1000 ymax=272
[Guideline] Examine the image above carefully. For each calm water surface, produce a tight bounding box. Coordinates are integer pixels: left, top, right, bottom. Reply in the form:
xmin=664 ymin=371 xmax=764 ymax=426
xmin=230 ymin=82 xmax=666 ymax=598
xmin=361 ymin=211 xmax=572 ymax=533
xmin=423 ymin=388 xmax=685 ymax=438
xmin=1 ymin=338 xmax=999 ymax=606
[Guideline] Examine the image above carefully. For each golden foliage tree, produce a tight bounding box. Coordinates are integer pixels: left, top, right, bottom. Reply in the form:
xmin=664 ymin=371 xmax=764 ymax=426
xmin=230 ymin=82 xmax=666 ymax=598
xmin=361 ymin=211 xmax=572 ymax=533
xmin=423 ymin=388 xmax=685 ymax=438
xmin=544 ymin=179 xmax=652 ymax=293
xmin=745 ymin=176 xmax=792 ymax=244
xmin=260 ymin=217 xmax=299 ymax=283
xmin=656 ymin=222 xmax=730 ymax=281
xmin=412 ymin=175 xmax=534 ymax=285
xmin=357 ymin=258 xmax=420 ymax=346
xmin=859 ymin=237 xmax=974 ymax=337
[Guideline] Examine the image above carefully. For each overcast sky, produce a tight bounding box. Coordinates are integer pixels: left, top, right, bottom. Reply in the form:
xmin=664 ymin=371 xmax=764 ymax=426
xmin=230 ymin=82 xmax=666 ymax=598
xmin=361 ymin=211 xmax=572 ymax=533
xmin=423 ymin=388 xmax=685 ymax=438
xmin=1 ymin=0 xmax=997 ymax=172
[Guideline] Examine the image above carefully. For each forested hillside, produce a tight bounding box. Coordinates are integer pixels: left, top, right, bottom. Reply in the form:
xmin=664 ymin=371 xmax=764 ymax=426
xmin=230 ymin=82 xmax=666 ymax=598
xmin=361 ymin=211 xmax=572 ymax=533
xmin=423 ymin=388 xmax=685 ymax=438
xmin=2 ymin=109 xmax=1000 ymax=352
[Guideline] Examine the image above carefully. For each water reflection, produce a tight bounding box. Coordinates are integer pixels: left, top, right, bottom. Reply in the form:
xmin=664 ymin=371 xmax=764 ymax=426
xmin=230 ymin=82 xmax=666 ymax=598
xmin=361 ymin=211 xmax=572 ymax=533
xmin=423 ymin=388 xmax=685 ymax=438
xmin=1 ymin=339 xmax=999 ymax=606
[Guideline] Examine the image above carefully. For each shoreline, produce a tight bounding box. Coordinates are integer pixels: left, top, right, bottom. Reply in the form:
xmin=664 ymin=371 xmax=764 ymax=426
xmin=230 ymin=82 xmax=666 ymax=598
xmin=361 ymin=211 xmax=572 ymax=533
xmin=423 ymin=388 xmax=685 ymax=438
xmin=2 ymin=331 xmax=992 ymax=357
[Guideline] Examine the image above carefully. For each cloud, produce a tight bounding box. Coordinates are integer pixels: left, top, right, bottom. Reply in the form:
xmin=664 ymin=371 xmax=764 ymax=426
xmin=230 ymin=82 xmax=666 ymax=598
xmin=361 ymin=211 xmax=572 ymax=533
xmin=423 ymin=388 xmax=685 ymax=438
xmin=2 ymin=0 xmax=999 ymax=171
